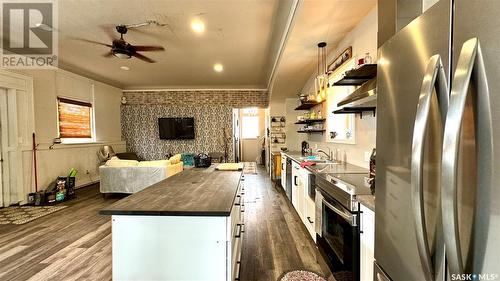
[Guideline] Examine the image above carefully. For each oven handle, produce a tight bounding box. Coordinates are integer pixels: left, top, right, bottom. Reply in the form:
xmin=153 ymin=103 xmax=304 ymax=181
xmin=322 ymin=198 xmax=356 ymax=226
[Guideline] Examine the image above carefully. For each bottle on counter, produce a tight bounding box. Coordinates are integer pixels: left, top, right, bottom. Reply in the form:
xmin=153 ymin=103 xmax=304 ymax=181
xmin=364 ymin=52 xmax=373 ymax=64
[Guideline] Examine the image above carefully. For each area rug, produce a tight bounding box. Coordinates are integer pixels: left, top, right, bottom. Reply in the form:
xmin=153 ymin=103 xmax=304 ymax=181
xmin=243 ymin=162 xmax=258 ymax=174
xmin=280 ymin=270 xmax=327 ymax=281
xmin=0 ymin=205 xmax=68 ymax=225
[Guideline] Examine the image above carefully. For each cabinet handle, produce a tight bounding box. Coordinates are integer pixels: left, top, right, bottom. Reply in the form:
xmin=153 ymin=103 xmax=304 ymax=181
xmin=235 ymin=195 xmax=242 ymax=206
xmin=307 ymin=217 xmax=314 ymax=224
xmin=235 ymin=223 xmax=242 ymax=238
xmin=294 ymin=176 xmax=298 ymax=186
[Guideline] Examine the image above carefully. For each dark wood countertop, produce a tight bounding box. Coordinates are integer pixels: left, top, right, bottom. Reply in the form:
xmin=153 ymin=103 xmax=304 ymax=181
xmin=100 ymin=165 xmax=243 ymax=216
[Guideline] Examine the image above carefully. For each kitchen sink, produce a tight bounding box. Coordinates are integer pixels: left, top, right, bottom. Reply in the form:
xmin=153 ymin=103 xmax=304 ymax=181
xmin=314 ymin=162 xmax=343 ymax=168
xmin=298 ymin=157 xmax=333 ymax=163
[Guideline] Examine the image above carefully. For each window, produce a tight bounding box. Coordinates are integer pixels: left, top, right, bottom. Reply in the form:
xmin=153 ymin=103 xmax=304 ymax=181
xmin=57 ymin=97 xmax=93 ymax=141
xmin=241 ymin=108 xmax=259 ymax=139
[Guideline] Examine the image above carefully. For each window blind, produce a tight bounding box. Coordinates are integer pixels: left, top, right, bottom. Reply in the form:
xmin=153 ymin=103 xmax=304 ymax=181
xmin=58 ymin=98 xmax=92 ymax=138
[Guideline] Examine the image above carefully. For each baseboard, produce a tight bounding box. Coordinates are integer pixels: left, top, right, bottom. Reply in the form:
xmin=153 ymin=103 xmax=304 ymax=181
xmin=75 ymin=180 xmax=100 ymax=189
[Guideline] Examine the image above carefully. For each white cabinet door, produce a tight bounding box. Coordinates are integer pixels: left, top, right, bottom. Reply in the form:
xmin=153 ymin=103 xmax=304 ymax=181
xmin=360 ymin=204 xmax=375 ymax=281
xmin=280 ymin=154 xmax=287 ymax=190
xmin=297 ymin=167 xmax=309 ymax=224
xmin=304 ymin=197 xmax=316 ymax=241
xmin=291 ymin=161 xmax=300 ymax=210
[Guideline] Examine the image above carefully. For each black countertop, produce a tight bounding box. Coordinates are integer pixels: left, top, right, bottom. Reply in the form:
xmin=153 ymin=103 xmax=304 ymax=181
xmin=100 ymin=165 xmax=243 ymax=216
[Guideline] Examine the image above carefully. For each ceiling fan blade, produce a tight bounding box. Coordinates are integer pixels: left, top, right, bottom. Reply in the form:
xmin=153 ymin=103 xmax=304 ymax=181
xmin=69 ymin=37 xmax=112 ymax=47
xmin=132 ymin=52 xmax=156 ymax=63
xmin=133 ymin=45 xmax=165 ymax=52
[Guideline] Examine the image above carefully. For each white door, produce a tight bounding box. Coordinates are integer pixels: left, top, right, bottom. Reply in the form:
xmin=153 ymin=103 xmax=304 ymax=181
xmin=0 ymin=88 xmax=23 ymax=207
xmin=291 ymin=162 xmax=300 ymax=210
xmin=0 ymin=88 xmax=4 ymax=207
xmin=232 ymin=109 xmax=240 ymax=162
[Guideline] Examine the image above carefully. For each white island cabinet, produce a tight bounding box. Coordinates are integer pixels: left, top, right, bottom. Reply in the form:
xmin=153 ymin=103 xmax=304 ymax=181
xmin=101 ymin=166 xmax=244 ymax=281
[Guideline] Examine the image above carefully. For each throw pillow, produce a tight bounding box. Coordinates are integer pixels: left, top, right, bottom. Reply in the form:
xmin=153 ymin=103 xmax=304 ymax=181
xmin=169 ymin=154 xmax=182 ymax=164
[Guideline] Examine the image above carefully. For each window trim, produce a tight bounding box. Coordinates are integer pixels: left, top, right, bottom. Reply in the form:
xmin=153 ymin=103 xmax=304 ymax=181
xmin=57 ymin=96 xmax=95 ymax=142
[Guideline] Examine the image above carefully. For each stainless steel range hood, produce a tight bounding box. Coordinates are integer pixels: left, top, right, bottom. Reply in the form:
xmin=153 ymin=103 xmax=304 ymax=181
xmin=337 ymin=78 xmax=377 ymax=108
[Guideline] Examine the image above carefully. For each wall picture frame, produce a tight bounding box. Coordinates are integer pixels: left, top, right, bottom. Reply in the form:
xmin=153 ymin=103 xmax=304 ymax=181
xmin=327 ymin=46 xmax=352 ymax=74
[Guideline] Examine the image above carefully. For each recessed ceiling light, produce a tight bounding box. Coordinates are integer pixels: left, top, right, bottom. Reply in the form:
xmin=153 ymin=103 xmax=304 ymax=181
xmin=120 ymin=66 xmax=130 ymax=71
xmin=191 ymin=19 xmax=205 ymax=34
xmin=213 ymin=63 xmax=223 ymax=72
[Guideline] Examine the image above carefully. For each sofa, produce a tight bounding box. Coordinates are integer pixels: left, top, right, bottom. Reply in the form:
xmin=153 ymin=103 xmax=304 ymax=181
xmin=99 ymin=154 xmax=183 ymax=194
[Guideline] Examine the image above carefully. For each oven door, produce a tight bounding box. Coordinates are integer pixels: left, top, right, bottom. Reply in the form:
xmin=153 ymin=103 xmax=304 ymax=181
xmin=316 ymin=193 xmax=360 ymax=281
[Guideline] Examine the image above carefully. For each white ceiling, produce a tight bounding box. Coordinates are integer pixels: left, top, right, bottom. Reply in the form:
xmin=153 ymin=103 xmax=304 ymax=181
xmin=57 ymin=0 xmax=287 ymax=89
xmin=269 ymin=0 xmax=377 ymax=102
xmin=55 ymin=0 xmax=376 ymax=91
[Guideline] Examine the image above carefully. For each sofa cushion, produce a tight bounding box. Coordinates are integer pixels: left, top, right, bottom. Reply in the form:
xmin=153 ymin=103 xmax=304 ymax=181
xmin=138 ymin=160 xmax=171 ymax=167
xmin=105 ymin=159 xmax=139 ymax=167
xmin=169 ymin=154 xmax=182 ymax=164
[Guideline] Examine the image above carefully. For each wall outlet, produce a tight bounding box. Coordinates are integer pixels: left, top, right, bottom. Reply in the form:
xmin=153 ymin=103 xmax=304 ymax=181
xmin=364 ymin=151 xmax=371 ymax=162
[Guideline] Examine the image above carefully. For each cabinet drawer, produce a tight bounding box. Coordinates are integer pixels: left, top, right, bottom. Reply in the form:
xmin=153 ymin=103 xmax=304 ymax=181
xmin=231 ymin=224 xmax=243 ymax=280
xmin=305 ymin=198 xmax=316 ymax=241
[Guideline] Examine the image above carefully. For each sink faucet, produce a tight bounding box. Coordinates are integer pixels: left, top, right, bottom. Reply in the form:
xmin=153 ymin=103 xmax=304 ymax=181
xmin=316 ymin=148 xmax=333 ymax=161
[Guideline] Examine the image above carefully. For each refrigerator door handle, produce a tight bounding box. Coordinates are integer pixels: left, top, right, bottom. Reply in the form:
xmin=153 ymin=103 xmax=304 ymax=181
xmin=442 ymin=37 xmax=493 ymax=276
xmin=411 ymin=54 xmax=449 ymax=281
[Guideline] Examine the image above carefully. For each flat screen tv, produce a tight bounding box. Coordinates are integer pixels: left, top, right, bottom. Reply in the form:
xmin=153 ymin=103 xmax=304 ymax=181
xmin=158 ymin=117 xmax=195 ymax=140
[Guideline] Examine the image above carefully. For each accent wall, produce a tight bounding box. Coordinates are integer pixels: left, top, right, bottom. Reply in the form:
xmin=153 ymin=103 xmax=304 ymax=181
xmin=121 ymin=90 xmax=269 ymax=162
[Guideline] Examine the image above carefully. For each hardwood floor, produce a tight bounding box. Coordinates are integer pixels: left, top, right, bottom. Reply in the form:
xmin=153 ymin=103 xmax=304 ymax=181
xmin=240 ymin=167 xmax=332 ymax=280
xmin=0 ymin=167 xmax=331 ymax=281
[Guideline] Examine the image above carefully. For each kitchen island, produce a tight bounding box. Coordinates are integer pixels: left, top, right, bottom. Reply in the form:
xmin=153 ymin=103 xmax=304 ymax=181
xmin=100 ymin=166 xmax=244 ymax=281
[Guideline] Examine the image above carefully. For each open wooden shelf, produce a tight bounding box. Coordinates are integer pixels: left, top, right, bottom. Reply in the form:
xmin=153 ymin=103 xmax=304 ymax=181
xmin=333 ymin=64 xmax=377 ymax=86
xmin=297 ymin=130 xmax=326 ymax=134
xmin=294 ymin=118 xmax=326 ymax=125
xmin=333 ymin=107 xmax=376 ymax=118
xmin=294 ymin=100 xmax=325 ymax=110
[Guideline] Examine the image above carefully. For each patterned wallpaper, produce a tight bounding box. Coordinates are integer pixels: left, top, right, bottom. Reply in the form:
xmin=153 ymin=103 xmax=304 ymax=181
xmin=121 ymin=104 xmax=234 ymax=161
xmin=121 ymin=90 xmax=270 ymax=162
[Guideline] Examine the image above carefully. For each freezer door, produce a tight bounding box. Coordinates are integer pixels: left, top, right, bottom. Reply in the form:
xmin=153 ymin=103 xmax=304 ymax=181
xmin=375 ymin=0 xmax=451 ymax=280
xmin=443 ymin=0 xmax=500 ymax=277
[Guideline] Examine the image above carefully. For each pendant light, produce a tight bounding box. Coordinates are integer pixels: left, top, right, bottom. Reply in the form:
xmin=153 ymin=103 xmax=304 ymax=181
xmin=315 ymin=42 xmax=328 ymax=102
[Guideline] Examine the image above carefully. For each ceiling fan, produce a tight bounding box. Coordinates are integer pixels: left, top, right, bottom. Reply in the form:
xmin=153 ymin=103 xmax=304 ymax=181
xmin=74 ymin=23 xmax=165 ymax=63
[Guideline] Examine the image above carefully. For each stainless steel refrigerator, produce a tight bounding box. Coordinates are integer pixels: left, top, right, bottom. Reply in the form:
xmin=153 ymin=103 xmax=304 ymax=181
xmin=375 ymin=0 xmax=500 ymax=280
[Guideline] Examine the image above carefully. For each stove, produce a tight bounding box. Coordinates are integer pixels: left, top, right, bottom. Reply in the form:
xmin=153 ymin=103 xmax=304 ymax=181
xmin=314 ymin=171 xmax=371 ymax=281
xmin=315 ymin=172 xmax=371 ymax=212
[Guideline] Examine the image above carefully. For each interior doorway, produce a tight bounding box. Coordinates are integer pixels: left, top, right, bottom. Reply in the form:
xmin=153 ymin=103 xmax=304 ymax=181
xmin=233 ymin=108 xmax=266 ymax=163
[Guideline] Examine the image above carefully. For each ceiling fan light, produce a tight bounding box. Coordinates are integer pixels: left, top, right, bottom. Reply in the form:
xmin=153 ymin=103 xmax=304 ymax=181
xmin=113 ymin=52 xmax=131 ymax=59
